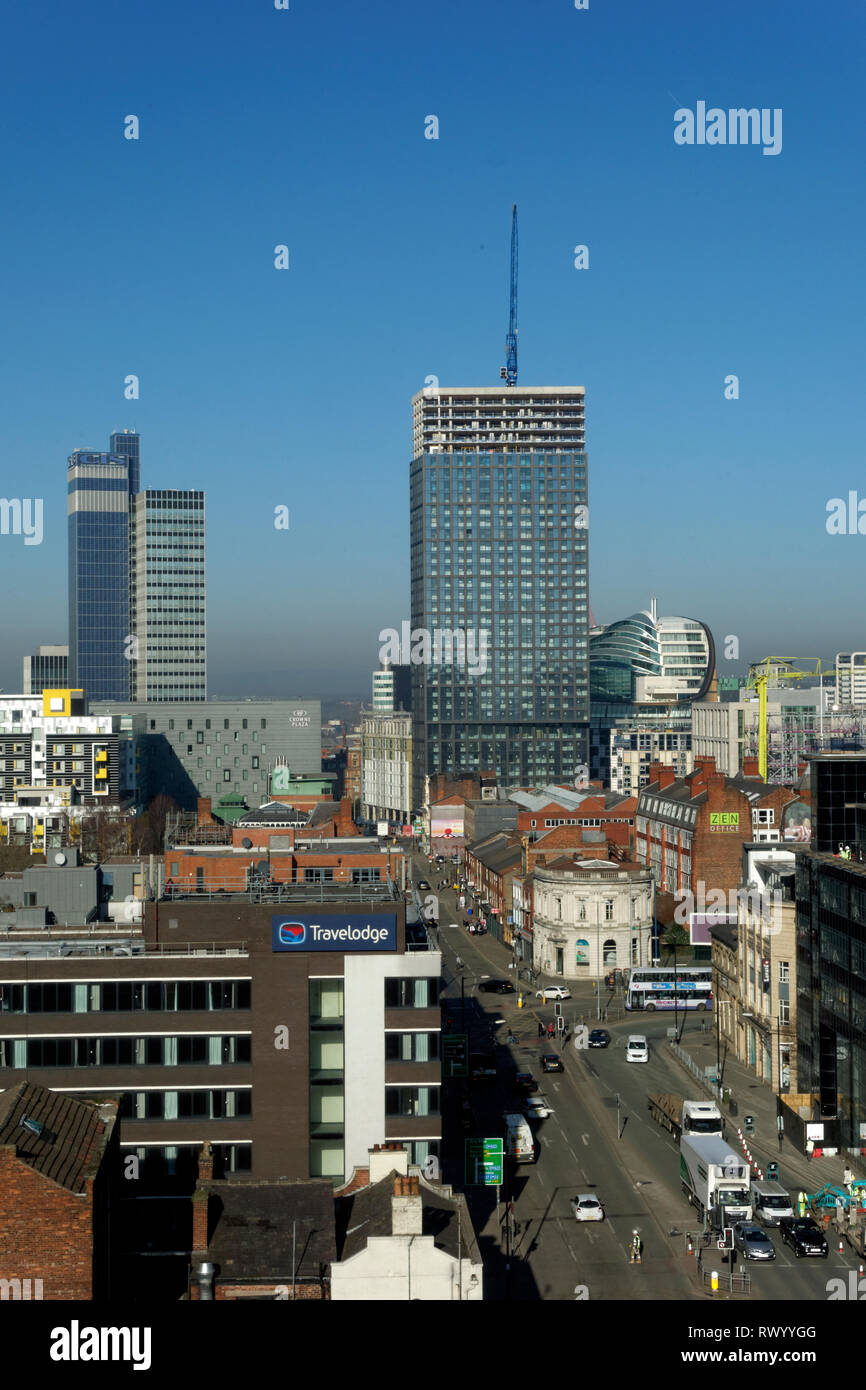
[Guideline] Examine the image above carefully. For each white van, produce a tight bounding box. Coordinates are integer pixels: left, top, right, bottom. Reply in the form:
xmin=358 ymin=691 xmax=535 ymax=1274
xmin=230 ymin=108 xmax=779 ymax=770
xmin=750 ymin=1178 xmax=794 ymax=1226
xmin=626 ymin=1035 xmax=649 ymax=1063
xmin=504 ymin=1113 xmax=535 ymax=1163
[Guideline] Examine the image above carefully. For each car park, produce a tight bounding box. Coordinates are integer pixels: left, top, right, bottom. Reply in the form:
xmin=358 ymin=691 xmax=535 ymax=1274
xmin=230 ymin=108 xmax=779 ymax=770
xmin=535 ymin=985 xmax=571 ymax=1001
xmin=588 ymin=1029 xmax=610 ymax=1048
xmin=513 ymin=1072 xmax=538 ymax=1092
xmin=541 ymin=1054 xmax=564 ymax=1073
xmin=626 ymin=1035 xmax=649 ymax=1063
xmin=524 ymin=1095 xmax=553 ymax=1120
xmin=478 ymin=979 xmax=515 ymax=994
xmin=571 ymin=1194 xmax=604 ymax=1222
xmin=778 ymin=1217 xmax=829 ymax=1258
xmin=733 ymin=1222 xmax=776 ymax=1261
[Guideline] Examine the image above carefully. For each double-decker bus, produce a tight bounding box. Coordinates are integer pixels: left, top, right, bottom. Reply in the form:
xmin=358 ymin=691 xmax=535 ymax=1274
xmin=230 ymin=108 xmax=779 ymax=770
xmin=625 ymin=965 xmax=713 ymax=1012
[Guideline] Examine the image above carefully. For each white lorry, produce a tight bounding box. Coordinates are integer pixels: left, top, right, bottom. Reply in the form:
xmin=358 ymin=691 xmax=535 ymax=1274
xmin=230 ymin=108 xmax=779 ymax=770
xmin=749 ymin=1178 xmax=795 ymax=1227
xmin=680 ymin=1134 xmax=752 ymax=1227
xmin=648 ymin=1094 xmax=724 ymax=1142
xmin=503 ymin=1113 xmax=535 ymax=1163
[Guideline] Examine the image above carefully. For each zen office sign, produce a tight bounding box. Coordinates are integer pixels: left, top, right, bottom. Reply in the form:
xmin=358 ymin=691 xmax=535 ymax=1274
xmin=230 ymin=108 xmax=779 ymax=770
xmin=710 ymin=812 xmax=740 ymax=830
xmin=272 ymin=913 xmax=397 ymax=952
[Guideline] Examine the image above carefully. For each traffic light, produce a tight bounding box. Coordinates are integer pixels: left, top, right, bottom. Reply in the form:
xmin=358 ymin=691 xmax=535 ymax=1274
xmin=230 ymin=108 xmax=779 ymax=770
xmin=719 ymin=1227 xmax=734 ymax=1251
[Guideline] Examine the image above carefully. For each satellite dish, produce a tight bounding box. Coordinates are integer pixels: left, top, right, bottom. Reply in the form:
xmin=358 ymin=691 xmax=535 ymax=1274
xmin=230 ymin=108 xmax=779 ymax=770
xmin=256 ymin=861 xmax=269 ymax=873
xmin=242 ymin=838 xmax=252 ymax=849
xmin=54 ymin=853 xmax=67 ymax=866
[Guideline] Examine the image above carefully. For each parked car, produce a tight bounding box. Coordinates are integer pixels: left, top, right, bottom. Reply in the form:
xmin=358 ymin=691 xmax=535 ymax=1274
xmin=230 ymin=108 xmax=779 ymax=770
xmin=571 ymin=1194 xmax=604 ymax=1222
xmin=541 ymin=1054 xmax=564 ymax=1073
xmin=513 ymin=1072 xmax=538 ymax=1093
xmin=626 ymin=1035 xmax=649 ymax=1063
xmin=778 ymin=1217 xmax=829 ymax=1258
xmin=733 ymin=1222 xmax=776 ymax=1261
xmin=536 ymin=985 xmax=571 ymax=1001
xmin=524 ymin=1095 xmax=553 ymax=1120
xmin=588 ymin=1029 xmax=610 ymax=1048
xmin=478 ymin=979 xmax=515 ymax=994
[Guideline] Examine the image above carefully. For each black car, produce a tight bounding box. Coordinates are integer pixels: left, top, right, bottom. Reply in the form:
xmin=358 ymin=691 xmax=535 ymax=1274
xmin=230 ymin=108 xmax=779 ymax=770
xmin=588 ymin=1029 xmax=610 ymax=1048
xmin=416 ymin=880 xmax=431 ymax=891
xmin=778 ymin=1217 xmax=829 ymax=1258
xmin=469 ymin=1054 xmax=497 ymax=1082
xmin=541 ymin=1054 xmax=564 ymax=1073
xmin=478 ymin=979 xmax=515 ymax=994
xmin=513 ymin=1072 xmax=538 ymax=1092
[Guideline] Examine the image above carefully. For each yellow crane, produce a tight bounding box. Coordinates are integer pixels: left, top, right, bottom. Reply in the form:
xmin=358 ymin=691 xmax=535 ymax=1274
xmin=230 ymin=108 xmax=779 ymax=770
xmin=744 ymin=657 xmax=823 ymax=781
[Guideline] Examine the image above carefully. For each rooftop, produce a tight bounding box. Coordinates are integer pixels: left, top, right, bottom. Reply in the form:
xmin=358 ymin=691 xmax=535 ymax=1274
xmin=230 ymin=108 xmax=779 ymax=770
xmin=0 ymin=1081 xmax=117 ymax=1195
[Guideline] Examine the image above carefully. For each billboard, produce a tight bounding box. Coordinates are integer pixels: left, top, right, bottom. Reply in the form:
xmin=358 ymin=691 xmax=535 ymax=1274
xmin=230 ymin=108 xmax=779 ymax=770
xmin=271 ymin=912 xmax=397 ymax=952
xmin=431 ymin=805 xmax=464 ymax=838
xmin=782 ymin=798 xmax=812 ymax=844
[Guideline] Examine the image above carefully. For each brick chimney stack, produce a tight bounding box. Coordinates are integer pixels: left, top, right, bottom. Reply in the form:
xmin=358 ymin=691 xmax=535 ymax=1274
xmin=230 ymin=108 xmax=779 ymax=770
xmin=191 ymin=1143 xmax=214 ymax=1254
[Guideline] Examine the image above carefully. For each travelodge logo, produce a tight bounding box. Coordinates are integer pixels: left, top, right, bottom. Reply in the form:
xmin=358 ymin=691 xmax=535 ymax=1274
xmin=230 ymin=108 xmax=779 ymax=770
xmin=278 ymin=921 xmax=307 ymax=946
xmin=271 ymin=913 xmax=397 ymax=953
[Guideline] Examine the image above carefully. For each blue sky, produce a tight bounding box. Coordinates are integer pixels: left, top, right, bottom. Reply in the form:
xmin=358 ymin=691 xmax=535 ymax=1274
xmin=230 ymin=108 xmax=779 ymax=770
xmin=1 ymin=0 xmax=863 ymax=697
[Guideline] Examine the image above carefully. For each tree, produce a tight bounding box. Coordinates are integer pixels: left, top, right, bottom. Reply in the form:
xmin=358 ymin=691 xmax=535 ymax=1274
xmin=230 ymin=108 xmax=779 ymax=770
xmin=132 ymin=794 xmax=180 ymax=856
xmin=661 ymin=923 xmax=691 ymax=960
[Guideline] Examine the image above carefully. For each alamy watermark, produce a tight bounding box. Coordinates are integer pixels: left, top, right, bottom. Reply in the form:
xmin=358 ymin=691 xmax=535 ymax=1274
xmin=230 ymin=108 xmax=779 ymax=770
xmin=674 ymin=103 xmax=782 ymax=156
xmin=379 ymin=622 xmax=490 ymax=677
xmin=674 ymin=882 xmax=783 ymax=930
xmin=0 ymin=498 xmax=42 ymax=545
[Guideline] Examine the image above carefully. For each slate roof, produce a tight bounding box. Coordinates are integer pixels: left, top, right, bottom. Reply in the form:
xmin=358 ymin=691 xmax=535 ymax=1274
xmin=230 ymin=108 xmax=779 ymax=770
xmin=205 ymin=1180 xmax=337 ymax=1283
xmin=0 ymin=1082 xmax=117 ymax=1195
xmin=334 ymin=1170 xmax=481 ymax=1265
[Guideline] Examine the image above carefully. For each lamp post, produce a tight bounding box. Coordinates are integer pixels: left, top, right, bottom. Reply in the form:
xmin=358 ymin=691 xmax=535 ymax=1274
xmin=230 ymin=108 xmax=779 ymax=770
xmin=596 ymin=898 xmax=601 ymax=1022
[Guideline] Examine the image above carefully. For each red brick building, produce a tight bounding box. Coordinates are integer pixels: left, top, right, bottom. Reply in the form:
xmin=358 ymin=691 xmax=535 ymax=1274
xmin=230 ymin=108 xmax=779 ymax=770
xmin=0 ymin=1082 xmax=118 ymax=1300
xmin=635 ymin=756 xmax=804 ymax=906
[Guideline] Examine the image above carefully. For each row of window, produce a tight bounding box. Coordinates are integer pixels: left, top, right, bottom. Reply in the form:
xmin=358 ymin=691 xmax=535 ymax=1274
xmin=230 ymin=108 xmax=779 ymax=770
xmin=0 ymin=980 xmax=251 ymax=1014
xmin=0 ymin=1034 xmax=250 ymax=1069
xmin=119 ymin=1089 xmax=251 ymax=1119
xmin=152 ymin=717 xmax=268 ymax=731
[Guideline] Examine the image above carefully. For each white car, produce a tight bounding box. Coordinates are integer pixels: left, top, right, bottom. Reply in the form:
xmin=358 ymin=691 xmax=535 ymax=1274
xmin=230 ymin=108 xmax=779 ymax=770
xmin=536 ymin=985 xmax=571 ymax=1001
xmin=571 ymin=1194 xmax=604 ymax=1222
xmin=524 ymin=1095 xmax=553 ymax=1120
xmin=626 ymin=1035 xmax=649 ymax=1063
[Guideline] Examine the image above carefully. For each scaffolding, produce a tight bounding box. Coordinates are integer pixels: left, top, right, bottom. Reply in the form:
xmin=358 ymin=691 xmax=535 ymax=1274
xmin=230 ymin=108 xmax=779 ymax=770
xmin=740 ymin=706 xmax=866 ymax=785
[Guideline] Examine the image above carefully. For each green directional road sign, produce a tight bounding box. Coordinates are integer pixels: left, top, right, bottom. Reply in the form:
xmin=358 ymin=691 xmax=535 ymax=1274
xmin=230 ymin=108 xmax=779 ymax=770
xmin=442 ymin=1034 xmax=468 ymax=1077
xmin=465 ymin=1137 xmax=504 ymax=1186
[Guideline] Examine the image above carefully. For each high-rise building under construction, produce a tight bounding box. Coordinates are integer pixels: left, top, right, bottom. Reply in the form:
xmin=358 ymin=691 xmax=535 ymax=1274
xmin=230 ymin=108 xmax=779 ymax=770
xmin=409 ymin=386 xmax=589 ymax=802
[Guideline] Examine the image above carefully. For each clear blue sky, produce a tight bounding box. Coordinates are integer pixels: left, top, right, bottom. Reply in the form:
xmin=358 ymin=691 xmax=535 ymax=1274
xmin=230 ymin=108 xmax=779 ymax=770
xmin=1 ymin=0 xmax=863 ymax=697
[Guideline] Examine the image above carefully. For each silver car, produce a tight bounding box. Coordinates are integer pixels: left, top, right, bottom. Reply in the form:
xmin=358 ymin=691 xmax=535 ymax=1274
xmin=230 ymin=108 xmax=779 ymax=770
xmin=733 ymin=1222 xmax=776 ymax=1261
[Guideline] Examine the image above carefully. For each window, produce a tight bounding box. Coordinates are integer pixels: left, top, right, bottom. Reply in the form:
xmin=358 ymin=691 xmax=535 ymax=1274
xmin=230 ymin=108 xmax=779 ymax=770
xmin=384 ymin=1086 xmax=440 ymax=1116
xmin=305 ymin=868 xmax=334 ymax=882
xmin=261 ymin=719 xmax=267 ymax=729
xmin=224 ymin=770 xmax=231 ymax=782
xmin=603 ymin=938 xmax=617 ymax=964
xmin=224 ymin=719 xmax=230 ymax=730
xmin=385 ymin=978 xmax=439 ymax=1008
xmin=197 ymin=731 xmax=204 ymax=744
xmin=779 ymin=961 xmax=790 ymax=983
xmin=251 ymin=756 xmax=259 ymax=769
xmin=385 ymin=1032 xmax=440 ymax=1062
xmin=242 ymin=718 xmax=248 ymax=729
xmin=604 ymin=899 xmax=614 ymax=921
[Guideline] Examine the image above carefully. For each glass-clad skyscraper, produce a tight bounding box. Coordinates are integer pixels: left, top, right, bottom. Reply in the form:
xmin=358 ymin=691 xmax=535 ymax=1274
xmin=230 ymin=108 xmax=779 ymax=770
xmin=130 ymin=490 xmax=206 ymax=700
xmin=68 ymin=449 xmax=136 ymax=702
xmin=410 ymin=387 xmax=589 ymax=802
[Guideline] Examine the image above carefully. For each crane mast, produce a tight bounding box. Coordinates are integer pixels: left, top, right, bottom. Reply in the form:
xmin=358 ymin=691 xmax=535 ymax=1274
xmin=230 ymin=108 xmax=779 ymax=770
xmin=500 ymin=203 xmax=518 ymax=387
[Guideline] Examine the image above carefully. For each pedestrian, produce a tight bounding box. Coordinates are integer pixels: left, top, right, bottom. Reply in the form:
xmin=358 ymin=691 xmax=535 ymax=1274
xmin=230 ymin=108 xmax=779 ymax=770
xmin=630 ymin=1231 xmax=642 ymax=1264
xmin=843 ymin=1165 xmax=855 ymax=1191
xmin=547 ymin=1022 xmax=555 ymax=1039
xmin=538 ymin=1021 xmax=544 ymax=1038
xmin=806 ymin=1140 xmax=814 ymax=1162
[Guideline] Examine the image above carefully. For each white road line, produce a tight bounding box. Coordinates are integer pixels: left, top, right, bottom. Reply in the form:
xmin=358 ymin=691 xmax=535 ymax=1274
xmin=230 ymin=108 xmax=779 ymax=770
xmin=581 ymin=1134 xmax=590 ymax=1146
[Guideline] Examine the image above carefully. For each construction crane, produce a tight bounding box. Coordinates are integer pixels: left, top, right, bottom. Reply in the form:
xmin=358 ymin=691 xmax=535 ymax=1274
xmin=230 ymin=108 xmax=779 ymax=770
xmin=500 ymin=203 xmax=518 ymax=387
xmin=745 ymin=657 xmax=823 ymax=781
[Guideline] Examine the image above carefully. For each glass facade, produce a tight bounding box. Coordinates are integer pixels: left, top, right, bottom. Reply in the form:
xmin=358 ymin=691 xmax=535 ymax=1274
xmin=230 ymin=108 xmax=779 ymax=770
xmin=131 ymin=490 xmax=206 ymax=701
xmin=410 ymin=436 xmax=589 ymax=796
xmin=68 ymin=451 xmax=135 ymax=701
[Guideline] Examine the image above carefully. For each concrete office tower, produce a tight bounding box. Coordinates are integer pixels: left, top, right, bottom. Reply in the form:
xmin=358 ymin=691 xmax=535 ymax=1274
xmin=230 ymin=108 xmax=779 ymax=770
xmin=130 ymin=490 xmax=206 ymax=701
xmin=23 ymin=645 xmax=69 ymax=694
xmin=835 ymin=653 xmax=866 ymax=709
xmin=372 ymin=663 xmax=412 ymax=712
xmin=67 ymin=448 xmax=136 ymax=702
xmin=410 ymin=387 xmax=589 ymax=803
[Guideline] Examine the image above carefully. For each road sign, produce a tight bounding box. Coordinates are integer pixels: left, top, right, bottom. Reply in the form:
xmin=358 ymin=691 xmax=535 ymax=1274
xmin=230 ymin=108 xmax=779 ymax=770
xmin=442 ymin=1034 xmax=468 ymax=1077
xmin=465 ymin=1137 xmax=504 ymax=1186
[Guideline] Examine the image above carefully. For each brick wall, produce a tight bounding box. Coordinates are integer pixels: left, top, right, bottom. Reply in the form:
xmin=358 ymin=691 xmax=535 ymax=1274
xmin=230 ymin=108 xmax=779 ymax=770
xmin=0 ymin=1148 xmax=95 ymax=1300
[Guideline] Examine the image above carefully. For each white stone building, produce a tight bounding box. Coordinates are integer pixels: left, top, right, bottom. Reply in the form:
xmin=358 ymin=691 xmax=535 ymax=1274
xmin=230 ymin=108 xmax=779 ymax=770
xmin=531 ymin=858 xmax=655 ymax=981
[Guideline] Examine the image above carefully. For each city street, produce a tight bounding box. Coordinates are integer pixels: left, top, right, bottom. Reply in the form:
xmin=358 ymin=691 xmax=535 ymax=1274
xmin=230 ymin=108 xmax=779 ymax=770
xmin=426 ymin=856 xmax=862 ymax=1301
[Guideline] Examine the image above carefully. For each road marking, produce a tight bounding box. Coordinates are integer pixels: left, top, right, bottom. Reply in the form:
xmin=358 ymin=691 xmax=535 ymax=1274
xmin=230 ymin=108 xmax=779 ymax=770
xmin=581 ymin=1134 xmax=590 ymax=1146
